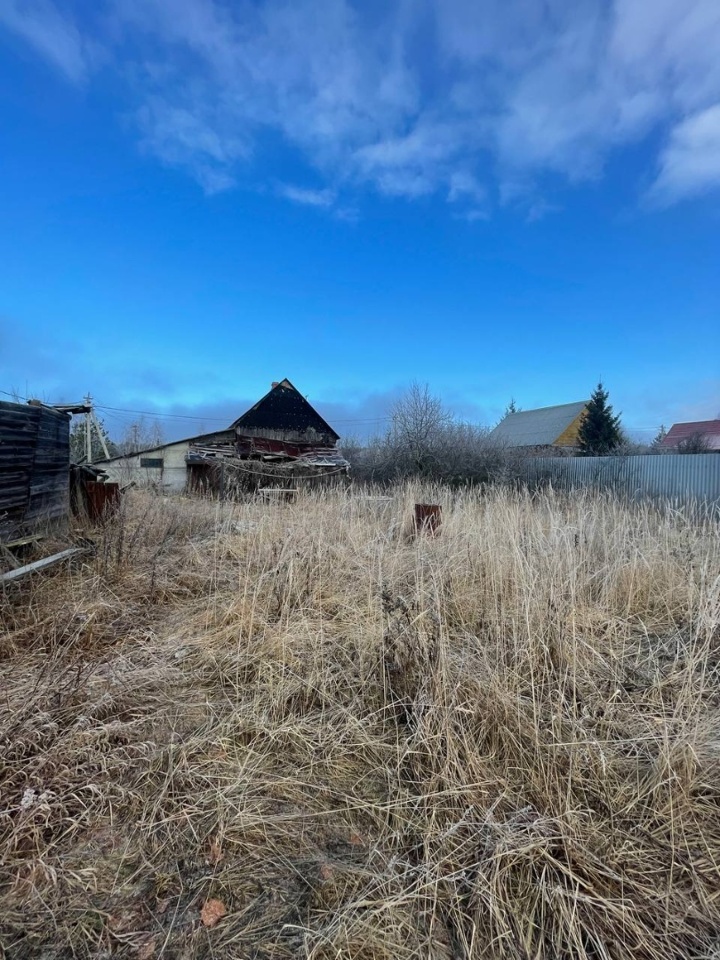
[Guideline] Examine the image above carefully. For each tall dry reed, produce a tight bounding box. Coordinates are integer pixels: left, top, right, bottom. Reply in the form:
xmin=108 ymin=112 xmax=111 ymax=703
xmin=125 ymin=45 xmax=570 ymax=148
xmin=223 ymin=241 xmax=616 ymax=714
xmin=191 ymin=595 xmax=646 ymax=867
xmin=1 ymin=485 xmax=719 ymax=959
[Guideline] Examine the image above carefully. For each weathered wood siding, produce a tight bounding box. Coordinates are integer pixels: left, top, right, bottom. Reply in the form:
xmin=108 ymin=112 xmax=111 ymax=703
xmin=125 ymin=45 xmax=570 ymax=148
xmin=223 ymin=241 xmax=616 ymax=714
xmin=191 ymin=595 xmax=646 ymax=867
xmin=0 ymin=401 xmax=70 ymax=542
xmin=237 ymin=426 xmax=335 ymax=445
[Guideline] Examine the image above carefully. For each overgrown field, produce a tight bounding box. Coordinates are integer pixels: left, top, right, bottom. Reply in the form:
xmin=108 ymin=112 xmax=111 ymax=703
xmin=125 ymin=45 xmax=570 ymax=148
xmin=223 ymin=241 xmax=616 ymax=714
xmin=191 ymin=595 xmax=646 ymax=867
xmin=1 ymin=486 xmax=719 ymax=959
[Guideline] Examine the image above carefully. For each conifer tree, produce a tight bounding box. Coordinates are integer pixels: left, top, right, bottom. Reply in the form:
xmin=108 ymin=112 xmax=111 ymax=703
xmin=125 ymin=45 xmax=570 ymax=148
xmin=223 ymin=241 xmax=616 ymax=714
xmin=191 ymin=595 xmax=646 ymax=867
xmin=653 ymin=424 xmax=667 ymax=447
xmin=578 ymin=383 xmax=623 ymax=456
xmin=496 ymin=398 xmax=520 ymax=427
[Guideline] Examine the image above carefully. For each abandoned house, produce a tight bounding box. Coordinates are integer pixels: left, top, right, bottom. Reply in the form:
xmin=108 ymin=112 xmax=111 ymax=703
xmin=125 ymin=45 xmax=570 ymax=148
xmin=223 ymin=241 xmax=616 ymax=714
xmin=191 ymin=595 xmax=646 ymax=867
xmin=488 ymin=401 xmax=589 ymax=451
xmin=102 ymin=429 xmax=235 ymax=493
xmin=0 ymin=398 xmax=86 ymax=542
xmin=102 ymin=379 xmax=348 ymax=493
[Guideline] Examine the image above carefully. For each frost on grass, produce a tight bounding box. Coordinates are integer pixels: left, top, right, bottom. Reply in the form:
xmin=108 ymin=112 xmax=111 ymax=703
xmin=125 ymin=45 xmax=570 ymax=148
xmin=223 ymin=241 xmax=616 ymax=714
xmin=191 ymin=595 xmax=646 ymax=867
xmin=1 ymin=486 xmax=719 ymax=959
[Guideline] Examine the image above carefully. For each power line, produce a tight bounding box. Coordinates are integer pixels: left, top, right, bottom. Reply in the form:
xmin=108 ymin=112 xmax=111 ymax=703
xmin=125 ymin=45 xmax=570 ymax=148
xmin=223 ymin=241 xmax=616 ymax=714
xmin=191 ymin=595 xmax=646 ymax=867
xmin=96 ymin=403 xmax=229 ymax=422
xmin=1 ymin=391 xmax=689 ymax=432
xmin=95 ymin=402 xmax=392 ymax=425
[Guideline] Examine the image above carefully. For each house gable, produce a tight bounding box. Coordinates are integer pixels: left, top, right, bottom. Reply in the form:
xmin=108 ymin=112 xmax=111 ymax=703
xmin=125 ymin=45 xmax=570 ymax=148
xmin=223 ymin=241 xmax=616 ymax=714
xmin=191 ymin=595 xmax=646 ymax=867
xmin=553 ymin=409 xmax=586 ymax=447
xmin=489 ymin=401 xmax=588 ymax=448
xmin=231 ymin=379 xmax=339 ymax=446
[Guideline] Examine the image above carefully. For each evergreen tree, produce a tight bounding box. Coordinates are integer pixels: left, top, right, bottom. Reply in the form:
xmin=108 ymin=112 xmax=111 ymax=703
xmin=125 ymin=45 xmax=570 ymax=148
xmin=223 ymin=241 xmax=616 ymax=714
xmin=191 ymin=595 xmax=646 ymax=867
xmin=652 ymin=424 xmax=667 ymax=447
xmin=578 ymin=383 xmax=623 ymax=456
xmin=495 ymin=398 xmax=520 ymax=427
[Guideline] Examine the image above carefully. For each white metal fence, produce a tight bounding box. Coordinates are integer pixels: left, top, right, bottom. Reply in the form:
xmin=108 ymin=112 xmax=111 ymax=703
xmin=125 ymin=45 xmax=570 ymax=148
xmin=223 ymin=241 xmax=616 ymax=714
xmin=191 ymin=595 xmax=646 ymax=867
xmin=523 ymin=454 xmax=720 ymax=506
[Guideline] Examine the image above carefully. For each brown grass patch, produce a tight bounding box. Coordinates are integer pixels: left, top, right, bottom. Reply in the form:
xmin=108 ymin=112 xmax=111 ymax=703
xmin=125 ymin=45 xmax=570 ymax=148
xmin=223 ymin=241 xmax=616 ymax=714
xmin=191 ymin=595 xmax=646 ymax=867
xmin=1 ymin=486 xmax=719 ymax=958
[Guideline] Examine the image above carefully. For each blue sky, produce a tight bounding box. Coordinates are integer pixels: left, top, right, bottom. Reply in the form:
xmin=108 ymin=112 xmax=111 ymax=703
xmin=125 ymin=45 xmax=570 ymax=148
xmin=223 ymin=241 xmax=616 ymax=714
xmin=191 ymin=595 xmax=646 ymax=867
xmin=1 ymin=0 xmax=718 ymax=443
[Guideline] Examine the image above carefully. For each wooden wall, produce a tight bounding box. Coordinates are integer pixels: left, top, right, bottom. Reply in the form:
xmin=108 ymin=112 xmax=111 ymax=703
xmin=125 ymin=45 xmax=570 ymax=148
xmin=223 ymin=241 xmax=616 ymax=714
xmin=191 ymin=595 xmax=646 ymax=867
xmin=0 ymin=401 xmax=70 ymax=542
xmin=553 ymin=410 xmax=585 ymax=448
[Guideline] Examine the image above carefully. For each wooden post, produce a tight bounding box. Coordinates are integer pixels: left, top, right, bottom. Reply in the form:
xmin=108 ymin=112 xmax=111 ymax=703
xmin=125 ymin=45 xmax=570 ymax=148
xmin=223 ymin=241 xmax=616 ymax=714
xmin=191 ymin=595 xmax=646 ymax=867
xmin=413 ymin=503 xmax=442 ymax=536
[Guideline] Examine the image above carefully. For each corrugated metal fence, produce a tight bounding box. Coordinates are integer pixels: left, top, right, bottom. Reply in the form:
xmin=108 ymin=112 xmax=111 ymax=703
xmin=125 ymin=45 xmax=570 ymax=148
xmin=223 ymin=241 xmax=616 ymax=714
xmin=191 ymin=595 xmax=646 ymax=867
xmin=523 ymin=454 xmax=720 ymax=507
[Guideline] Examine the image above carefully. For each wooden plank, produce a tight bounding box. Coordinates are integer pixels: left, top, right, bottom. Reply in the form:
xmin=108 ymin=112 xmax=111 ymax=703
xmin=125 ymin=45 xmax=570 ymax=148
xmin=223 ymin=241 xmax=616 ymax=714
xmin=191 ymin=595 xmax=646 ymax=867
xmin=0 ymin=547 xmax=85 ymax=583
xmin=3 ymin=534 xmax=43 ymax=548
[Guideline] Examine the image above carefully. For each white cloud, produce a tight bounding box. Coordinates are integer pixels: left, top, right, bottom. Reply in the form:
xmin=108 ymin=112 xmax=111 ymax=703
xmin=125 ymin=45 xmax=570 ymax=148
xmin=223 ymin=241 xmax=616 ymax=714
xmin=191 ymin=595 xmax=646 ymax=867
xmin=277 ymin=184 xmax=336 ymax=207
xmin=354 ymin=117 xmax=467 ymax=197
xmin=0 ymin=0 xmax=90 ymax=82
xmin=2 ymin=0 xmax=720 ymax=212
xmin=648 ymin=104 xmax=720 ymax=205
xmin=456 ymin=208 xmax=489 ymax=223
xmin=448 ymin=171 xmax=486 ymax=204
xmin=135 ymin=96 xmax=249 ymax=193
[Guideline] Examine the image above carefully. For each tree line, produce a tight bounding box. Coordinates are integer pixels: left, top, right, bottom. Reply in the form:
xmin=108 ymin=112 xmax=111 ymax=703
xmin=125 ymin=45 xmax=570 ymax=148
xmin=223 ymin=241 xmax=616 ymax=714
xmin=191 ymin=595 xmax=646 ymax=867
xmin=341 ymin=382 xmax=706 ymax=486
xmin=69 ymin=415 xmax=165 ymax=463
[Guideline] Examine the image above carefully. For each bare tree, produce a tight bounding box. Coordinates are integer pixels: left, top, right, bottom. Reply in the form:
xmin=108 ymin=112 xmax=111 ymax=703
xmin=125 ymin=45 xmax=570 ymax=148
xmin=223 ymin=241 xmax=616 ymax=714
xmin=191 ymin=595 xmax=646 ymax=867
xmin=390 ymin=382 xmax=453 ymax=476
xmin=677 ymin=432 xmax=710 ymax=454
xmin=119 ymin=417 xmax=165 ymax=455
xmin=342 ymin=383 xmax=527 ymax=487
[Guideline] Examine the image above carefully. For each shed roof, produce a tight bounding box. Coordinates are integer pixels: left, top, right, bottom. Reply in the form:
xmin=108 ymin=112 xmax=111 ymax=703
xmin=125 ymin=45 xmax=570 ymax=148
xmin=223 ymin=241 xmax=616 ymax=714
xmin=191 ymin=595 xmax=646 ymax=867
xmin=488 ymin=401 xmax=588 ymax=447
xmin=660 ymin=420 xmax=720 ymax=451
xmin=101 ymin=429 xmax=234 ymax=463
xmin=231 ymin=378 xmax=339 ymax=442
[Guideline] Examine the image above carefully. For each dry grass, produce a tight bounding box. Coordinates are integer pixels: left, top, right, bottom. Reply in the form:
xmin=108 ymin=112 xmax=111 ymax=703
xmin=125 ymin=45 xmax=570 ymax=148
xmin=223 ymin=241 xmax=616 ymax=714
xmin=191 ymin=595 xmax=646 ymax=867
xmin=1 ymin=485 xmax=719 ymax=959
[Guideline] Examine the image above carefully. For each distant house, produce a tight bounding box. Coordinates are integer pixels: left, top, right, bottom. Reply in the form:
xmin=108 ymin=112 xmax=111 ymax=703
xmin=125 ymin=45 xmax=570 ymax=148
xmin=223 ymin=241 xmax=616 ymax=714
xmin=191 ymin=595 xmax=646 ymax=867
xmin=103 ymin=379 xmax=347 ymax=493
xmin=488 ymin=401 xmax=589 ymax=451
xmin=660 ymin=420 xmax=720 ymax=452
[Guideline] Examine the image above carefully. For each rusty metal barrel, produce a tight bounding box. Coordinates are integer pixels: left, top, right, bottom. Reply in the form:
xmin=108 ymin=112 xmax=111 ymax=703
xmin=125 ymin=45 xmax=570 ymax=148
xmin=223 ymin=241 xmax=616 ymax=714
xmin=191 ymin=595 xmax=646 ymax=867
xmin=85 ymin=481 xmax=120 ymax=521
xmin=413 ymin=503 xmax=442 ymax=536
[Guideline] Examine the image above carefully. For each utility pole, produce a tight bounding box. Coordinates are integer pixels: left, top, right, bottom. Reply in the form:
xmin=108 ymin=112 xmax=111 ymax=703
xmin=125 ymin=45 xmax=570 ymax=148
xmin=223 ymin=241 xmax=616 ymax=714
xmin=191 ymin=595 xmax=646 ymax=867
xmin=85 ymin=393 xmax=93 ymax=464
xmin=82 ymin=394 xmax=111 ymax=463
xmin=91 ymin=407 xmax=110 ymax=460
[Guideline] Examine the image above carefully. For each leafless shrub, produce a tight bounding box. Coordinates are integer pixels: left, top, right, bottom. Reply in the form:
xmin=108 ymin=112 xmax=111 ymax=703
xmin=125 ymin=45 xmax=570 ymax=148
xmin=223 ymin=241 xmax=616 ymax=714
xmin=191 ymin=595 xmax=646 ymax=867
xmin=344 ymin=383 xmax=527 ymax=486
xmin=678 ymin=431 xmax=711 ymax=454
